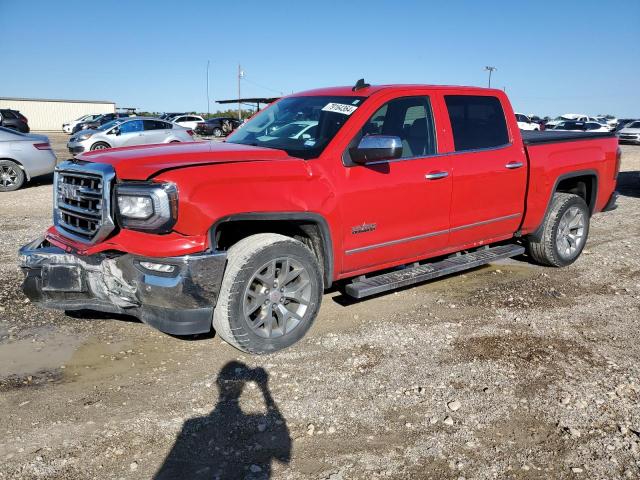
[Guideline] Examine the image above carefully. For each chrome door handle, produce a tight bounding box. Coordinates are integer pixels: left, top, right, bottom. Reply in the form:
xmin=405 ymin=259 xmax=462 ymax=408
xmin=425 ymin=171 xmax=449 ymax=180
xmin=505 ymin=162 xmax=524 ymax=169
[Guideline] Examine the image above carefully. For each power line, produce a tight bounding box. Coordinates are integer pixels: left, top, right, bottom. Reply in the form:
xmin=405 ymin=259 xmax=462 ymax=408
xmin=241 ymin=76 xmax=283 ymax=96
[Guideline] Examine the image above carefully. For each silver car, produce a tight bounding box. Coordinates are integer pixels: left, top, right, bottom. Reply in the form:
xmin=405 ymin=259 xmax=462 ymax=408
xmin=0 ymin=127 xmax=57 ymax=192
xmin=67 ymin=117 xmax=195 ymax=155
xmin=617 ymin=120 xmax=640 ymax=144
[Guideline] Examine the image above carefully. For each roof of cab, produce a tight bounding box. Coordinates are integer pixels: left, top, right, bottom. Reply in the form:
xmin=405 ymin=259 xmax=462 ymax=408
xmin=293 ymin=84 xmax=503 ymax=97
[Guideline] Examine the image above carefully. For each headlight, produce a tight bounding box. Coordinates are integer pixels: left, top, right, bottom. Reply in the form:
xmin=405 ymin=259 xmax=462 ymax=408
xmin=77 ymin=133 xmax=93 ymax=141
xmin=115 ymin=183 xmax=178 ymax=233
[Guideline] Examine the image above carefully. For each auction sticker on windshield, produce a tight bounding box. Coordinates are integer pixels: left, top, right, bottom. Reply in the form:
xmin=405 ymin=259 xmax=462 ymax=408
xmin=322 ymin=103 xmax=358 ymax=115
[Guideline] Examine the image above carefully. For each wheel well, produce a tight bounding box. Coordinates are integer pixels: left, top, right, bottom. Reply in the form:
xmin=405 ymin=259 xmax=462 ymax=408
xmin=555 ymin=174 xmax=597 ymax=213
xmin=212 ymin=218 xmax=332 ymax=286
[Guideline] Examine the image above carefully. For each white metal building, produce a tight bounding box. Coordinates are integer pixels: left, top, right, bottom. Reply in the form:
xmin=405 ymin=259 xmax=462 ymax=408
xmin=0 ymin=97 xmax=115 ymax=132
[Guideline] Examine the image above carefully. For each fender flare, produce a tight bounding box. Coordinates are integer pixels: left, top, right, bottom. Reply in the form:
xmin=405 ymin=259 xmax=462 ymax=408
xmin=528 ymin=169 xmax=598 ymax=240
xmin=210 ymin=212 xmax=334 ymax=287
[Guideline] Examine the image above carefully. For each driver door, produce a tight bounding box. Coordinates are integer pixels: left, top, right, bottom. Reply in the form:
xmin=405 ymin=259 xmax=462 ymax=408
xmin=114 ymin=120 xmax=145 ymax=146
xmin=339 ymin=95 xmax=451 ymax=274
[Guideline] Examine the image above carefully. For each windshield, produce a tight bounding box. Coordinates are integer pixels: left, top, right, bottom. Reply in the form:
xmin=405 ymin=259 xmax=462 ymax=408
xmin=627 ymin=121 xmax=640 ymax=129
xmin=97 ymin=119 xmax=124 ymax=131
xmin=226 ymin=96 xmax=365 ymax=158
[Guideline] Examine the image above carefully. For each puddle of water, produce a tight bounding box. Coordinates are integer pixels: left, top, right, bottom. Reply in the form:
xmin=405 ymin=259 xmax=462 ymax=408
xmin=0 ymin=332 xmax=83 ymax=378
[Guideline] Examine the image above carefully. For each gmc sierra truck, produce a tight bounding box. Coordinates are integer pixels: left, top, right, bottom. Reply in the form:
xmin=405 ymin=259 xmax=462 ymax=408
xmin=20 ymin=81 xmax=620 ymax=354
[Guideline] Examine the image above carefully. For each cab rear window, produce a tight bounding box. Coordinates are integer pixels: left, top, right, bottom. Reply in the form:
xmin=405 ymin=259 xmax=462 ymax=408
xmin=445 ymin=95 xmax=509 ymax=151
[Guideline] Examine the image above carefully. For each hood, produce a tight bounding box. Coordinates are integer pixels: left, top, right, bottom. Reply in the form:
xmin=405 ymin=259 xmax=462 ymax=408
xmin=620 ymin=127 xmax=640 ymax=134
xmin=76 ymin=140 xmax=293 ymax=180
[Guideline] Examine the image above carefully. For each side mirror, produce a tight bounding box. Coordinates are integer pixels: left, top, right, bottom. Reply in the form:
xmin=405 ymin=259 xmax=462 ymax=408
xmin=112 ymin=127 xmax=121 ymax=136
xmin=350 ymin=135 xmax=403 ymax=164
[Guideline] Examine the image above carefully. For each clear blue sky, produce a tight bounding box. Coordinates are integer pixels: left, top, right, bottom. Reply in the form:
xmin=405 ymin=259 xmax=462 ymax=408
xmin=1 ymin=0 xmax=638 ymax=117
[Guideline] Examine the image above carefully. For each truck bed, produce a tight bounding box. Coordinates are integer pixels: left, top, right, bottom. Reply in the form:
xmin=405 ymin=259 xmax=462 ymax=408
xmin=521 ymin=130 xmax=615 ymax=145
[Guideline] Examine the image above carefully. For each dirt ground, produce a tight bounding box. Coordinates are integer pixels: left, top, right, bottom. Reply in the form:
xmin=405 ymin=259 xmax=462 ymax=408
xmin=1 ymin=134 xmax=639 ymax=480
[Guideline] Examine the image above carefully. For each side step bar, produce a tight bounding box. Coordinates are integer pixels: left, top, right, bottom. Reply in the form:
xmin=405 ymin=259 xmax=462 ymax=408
xmin=344 ymin=244 xmax=525 ymax=299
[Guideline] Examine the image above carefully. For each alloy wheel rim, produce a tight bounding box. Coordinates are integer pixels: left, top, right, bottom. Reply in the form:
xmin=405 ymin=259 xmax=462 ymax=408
xmin=556 ymin=206 xmax=585 ymax=258
xmin=243 ymin=257 xmax=312 ymax=339
xmin=93 ymin=144 xmax=107 ymax=150
xmin=0 ymin=165 xmax=19 ymax=187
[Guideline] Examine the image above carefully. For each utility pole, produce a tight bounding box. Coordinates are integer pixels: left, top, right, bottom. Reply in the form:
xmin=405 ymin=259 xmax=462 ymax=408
xmin=206 ymin=60 xmax=210 ymax=118
xmin=238 ymin=64 xmax=244 ymax=121
xmin=484 ymin=66 xmax=497 ymax=88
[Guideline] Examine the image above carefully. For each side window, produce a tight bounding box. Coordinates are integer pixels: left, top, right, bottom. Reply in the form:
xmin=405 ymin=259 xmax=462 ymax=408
xmin=444 ymin=95 xmax=509 ymax=151
xmin=143 ymin=120 xmax=168 ymax=130
xmin=119 ymin=120 xmax=143 ymax=133
xmin=355 ymin=96 xmax=437 ymax=159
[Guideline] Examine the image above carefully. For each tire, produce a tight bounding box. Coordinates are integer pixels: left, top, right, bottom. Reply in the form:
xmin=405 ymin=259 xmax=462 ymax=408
xmin=527 ymin=193 xmax=590 ymax=267
xmin=169 ymin=140 xmax=180 ymax=143
xmin=90 ymin=142 xmax=110 ymax=151
xmin=212 ymin=127 xmax=223 ymax=138
xmin=0 ymin=160 xmax=25 ymax=192
xmin=213 ymin=233 xmax=323 ymax=354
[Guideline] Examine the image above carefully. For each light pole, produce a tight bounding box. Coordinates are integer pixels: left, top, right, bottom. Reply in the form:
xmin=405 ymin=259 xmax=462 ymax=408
xmin=206 ymin=60 xmax=210 ymax=118
xmin=238 ymin=64 xmax=245 ymax=121
xmin=484 ymin=66 xmax=497 ymax=88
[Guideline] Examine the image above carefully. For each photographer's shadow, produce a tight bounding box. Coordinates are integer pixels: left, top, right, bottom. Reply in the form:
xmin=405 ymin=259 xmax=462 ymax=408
xmin=154 ymin=361 xmax=291 ymax=479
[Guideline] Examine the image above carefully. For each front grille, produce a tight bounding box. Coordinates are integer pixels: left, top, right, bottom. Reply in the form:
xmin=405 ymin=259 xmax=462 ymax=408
xmin=54 ymin=162 xmax=116 ymax=244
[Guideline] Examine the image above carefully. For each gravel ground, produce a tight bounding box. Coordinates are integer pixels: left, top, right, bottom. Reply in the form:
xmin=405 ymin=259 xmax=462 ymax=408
xmin=0 ymin=134 xmax=639 ymax=479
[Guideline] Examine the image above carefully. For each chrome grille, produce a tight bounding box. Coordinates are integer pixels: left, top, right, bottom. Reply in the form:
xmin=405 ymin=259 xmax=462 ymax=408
xmin=54 ymin=161 xmax=116 ymax=244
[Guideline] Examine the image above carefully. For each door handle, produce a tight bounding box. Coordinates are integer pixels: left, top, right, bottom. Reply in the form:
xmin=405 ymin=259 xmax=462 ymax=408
xmin=425 ymin=171 xmax=449 ymax=180
xmin=505 ymin=161 xmax=524 ymax=169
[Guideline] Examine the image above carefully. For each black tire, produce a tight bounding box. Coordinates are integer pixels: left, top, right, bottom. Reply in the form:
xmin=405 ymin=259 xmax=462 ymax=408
xmin=527 ymin=192 xmax=590 ymax=267
xmin=0 ymin=160 xmax=26 ymax=192
xmin=213 ymin=233 xmax=323 ymax=354
xmin=212 ymin=127 xmax=223 ymax=137
xmin=90 ymin=142 xmax=110 ymax=151
xmin=169 ymin=140 xmax=180 ymax=143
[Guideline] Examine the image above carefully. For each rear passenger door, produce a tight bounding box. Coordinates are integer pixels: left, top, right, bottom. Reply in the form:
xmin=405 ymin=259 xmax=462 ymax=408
xmin=143 ymin=120 xmax=171 ymax=143
xmin=443 ymin=94 xmax=526 ymax=248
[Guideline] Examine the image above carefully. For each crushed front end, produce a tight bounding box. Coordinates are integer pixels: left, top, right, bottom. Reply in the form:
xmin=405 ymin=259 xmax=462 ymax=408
xmin=19 ymin=160 xmax=226 ymax=335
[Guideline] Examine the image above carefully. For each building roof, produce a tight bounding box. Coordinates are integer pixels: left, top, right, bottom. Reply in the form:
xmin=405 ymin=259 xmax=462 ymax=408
xmin=0 ymin=97 xmax=115 ymax=104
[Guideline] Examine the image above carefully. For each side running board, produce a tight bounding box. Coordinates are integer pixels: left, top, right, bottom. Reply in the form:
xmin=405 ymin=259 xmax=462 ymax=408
xmin=344 ymin=244 xmax=525 ymax=299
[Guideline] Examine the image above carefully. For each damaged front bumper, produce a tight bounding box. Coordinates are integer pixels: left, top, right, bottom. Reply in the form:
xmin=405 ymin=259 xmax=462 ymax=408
xmin=19 ymin=237 xmax=226 ymax=335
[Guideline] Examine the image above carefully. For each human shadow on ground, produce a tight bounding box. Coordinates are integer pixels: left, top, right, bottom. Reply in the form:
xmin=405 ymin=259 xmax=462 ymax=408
xmin=154 ymin=361 xmax=291 ymax=480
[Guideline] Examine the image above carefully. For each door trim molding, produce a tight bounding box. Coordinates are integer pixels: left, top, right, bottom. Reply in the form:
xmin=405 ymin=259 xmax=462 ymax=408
xmin=345 ymin=213 xmax=521 ymax=255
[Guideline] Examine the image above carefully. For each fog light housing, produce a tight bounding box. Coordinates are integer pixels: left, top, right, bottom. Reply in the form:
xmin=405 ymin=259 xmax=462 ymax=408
xmin=139 ymin=261 xmax=176 ymax=273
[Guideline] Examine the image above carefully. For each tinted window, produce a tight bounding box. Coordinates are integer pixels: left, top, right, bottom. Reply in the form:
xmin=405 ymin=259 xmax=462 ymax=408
xmin=1 ymin=110 xmax=17 ymax=119
xmin=445 ymin=95 xmax=509 ymax=151
xmin=119 ymin=120 xmax=144 ymax=133
xmin=143 ymin=120 xmax=169 ymax=130
xmin=628 ymin=122 xmax=640 ymax=128
xmin=356 ymin=96 xmax=436 ymax=159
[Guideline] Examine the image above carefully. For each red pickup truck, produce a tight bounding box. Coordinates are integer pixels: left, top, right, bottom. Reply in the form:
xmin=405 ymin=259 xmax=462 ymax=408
xmin=20 ymin=81 xmax=620 ymax=354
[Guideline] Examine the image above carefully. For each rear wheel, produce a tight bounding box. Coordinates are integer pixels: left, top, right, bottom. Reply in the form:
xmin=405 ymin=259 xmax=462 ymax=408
xmin=212 ymin=127 xmax=223 ymax=137
xmin=213 ymin=233 xmax=323 ymax=354
xmin=90 ymin=142 xmax=110 ymax=151
xmin=0 ymin=160 xmax=25 ymax=191
xmin=527 ymin=193 xmax=590 ymax=267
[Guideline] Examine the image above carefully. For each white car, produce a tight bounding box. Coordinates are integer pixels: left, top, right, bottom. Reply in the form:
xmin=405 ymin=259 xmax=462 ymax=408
xmin=171 ymin=115 xmax=205 ymax=130
xmin=617 ymin=120 xmax=640 ymax=144
xmin=515 ymin=113 xmax=541 ymax=131
xmin=62 ymin=114 xmax=102 ymax=134
xmin=257 ymin=121 xmax=319 ymax=142
xmin=552 ymin=121 xmax=610 ymax=132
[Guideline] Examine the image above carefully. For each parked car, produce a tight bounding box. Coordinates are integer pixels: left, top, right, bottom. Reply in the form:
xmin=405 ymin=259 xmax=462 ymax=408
xmin=617 ymin=120 xmax=640 ymax=144
xmin=545 ymin=114 xmax=588 ymax=129
xmin=0 ymin=127 xmax=56 ymax=191
xmin=172 ymin=114 xmax=205 ymax=130
xmin=160 ymin=112 xmax=185 ymax=121
xmin=194 ymin=117 xmax=242 ymax=137
xmin=615 ymin=119 xmax=637 ymax=131
xmin=63 ymin=114 xmax=101 ymax=134
xmin=552 ymin=121 xmax=610 ymax=132
xmin=20 ymin=83 xmax=619 ymax=354
xmin=0 ymin=109 xmax=29 ymax=133
xmin=67 ymin=117 xmax=196 ymax=154
xmin=72 ymin=112 xmax=131 ymax=134
xmin=515 ymin=113 xmax=541 ymax=131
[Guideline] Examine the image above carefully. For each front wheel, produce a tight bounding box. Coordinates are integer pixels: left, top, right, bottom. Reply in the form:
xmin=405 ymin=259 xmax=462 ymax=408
xmin=90 ymin=142 xmax=110 ymax=151
xmin=526 ymin=192 xmax=590 ymax=267
xmin=213 ymin=233 xmax=323 ymax=354
xmin=0 ymin=160 xmax=25 ymax=191
xmin=212 ymin=127 xmax=223 ymax=137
